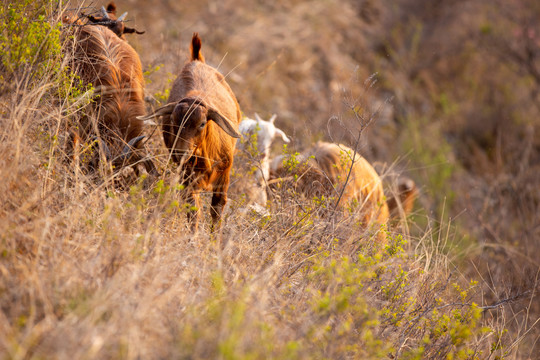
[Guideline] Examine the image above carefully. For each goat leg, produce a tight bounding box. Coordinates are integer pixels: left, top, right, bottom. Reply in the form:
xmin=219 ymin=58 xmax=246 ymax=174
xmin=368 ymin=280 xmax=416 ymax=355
xmin=186 ymin=191 xmax=201 ymax=232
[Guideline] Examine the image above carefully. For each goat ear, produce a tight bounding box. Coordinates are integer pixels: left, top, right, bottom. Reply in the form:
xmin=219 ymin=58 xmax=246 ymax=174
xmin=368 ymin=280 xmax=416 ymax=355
xmin=254 ymin=113 xmax=263 ymax=122
xmin=269 ymin=114 xmax=277 ymax=124
xmin=137 ymin=103 xmax=176 ymax=122
xmin=207 ymin=109 xmax=241 ymax=138
xmin=124 ymin=26 xmax=145 ymax=35
xmin=275 ymin=128 xmax=290 ymax=143
xmin=106 ymin=2 xmax=117 ymax=14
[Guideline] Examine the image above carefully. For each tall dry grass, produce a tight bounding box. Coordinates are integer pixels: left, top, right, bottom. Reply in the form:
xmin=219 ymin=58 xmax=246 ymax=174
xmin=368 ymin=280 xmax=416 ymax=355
xmin=0 ymin=0 xmax=539 ymax=359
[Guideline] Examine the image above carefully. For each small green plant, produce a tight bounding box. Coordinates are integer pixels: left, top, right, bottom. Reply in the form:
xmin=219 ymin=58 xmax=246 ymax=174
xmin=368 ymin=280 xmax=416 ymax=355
xmin=0 ymin=1 xmax=62 ymax=84
xmin=144 ymin=64 xmax=175 ymax=104
xmin=281 ymin=144 xmax=302 ymax=172
xmin=143 ymin=64 xmax=163 ymax=80
xmin=238 ymin=123 xmax=263 ymax=175
xmin=57 ymin=67 xmax=95 ymax=110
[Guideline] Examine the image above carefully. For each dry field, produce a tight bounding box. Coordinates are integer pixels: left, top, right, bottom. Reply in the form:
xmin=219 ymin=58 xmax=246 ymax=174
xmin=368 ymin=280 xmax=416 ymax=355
xmin=1 ymin=0 xmax=539 ymax=359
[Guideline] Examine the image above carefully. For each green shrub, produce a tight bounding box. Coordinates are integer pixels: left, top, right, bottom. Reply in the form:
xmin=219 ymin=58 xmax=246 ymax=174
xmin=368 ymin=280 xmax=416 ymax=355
xmin=0 ymin=1 xmax=62 ymax=85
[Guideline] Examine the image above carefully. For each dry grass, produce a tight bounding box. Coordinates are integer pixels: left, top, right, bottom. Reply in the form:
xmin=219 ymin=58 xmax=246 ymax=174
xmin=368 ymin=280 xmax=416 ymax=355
xmin=1 ymin=0 xmax=539 ymax=359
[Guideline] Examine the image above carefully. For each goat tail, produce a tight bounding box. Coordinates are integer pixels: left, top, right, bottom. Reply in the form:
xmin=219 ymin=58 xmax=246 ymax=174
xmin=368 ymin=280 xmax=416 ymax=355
xmin=190 ymin=32 xmax=205 ymax=62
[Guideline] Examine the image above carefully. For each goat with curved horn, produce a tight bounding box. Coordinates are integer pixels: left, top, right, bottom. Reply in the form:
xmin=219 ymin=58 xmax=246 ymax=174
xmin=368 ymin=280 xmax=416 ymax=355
xmin=63 ymin=10 xmax=154 ymax=177
xmin=138 ymin=33 xmax=242 ymax=231
xmin=84 ymin=3 xmax=145 ymax=39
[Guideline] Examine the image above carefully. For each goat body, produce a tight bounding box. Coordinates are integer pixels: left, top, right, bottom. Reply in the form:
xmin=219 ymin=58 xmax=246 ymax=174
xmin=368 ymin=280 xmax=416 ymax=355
xmin=63 ymin=13 xmax=152 ymax=171
xmin=271 ymin=142 xmax=389 ymax=225
xmin=138 ymin=33 xmax=241 ymax=230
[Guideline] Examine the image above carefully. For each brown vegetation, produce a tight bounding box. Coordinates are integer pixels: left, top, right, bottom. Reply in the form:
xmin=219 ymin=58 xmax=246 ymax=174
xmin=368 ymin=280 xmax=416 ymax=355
xmin=0 ymin=0 xmax=539 ymax=359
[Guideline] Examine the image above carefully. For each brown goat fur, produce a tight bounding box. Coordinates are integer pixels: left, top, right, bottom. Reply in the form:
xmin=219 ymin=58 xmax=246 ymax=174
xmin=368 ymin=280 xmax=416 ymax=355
xmin=63 ymin=14 xmax=149 ymax=169
xmin=138 ymin=33 xmax=241 ymax=230
xmin=271 ymin=142 xmax=390 ymax=225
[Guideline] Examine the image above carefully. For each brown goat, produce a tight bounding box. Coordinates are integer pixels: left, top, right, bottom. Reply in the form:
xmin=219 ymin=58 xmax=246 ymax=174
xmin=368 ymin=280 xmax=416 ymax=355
xmin=270 ymin=142 xmax=390 ymax=225
xmin=63 ymin=14 xmax=153 ymax=172
xmin=84 ymin=2 xmax=145 ymax=39
xmin=138 ymin=33 xmax=241 ymax=230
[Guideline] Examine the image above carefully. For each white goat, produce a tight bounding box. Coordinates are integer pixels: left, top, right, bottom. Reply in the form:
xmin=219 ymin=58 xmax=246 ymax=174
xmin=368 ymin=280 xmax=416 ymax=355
xmin=238 ymin=113 xmax=290 ymax=182
xmin=234 ymin=113 xmax=290 ymax=206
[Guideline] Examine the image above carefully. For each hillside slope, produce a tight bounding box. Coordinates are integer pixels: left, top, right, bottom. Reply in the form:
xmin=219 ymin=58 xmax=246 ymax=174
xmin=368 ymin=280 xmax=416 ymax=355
xmin=0 ymin=0 xmax=538 ymax=358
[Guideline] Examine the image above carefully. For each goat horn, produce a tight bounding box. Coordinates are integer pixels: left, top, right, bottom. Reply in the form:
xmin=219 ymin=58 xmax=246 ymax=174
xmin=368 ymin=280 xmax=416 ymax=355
xmin=92 ymin=136 xmax=112 ymax=161
xmin=117 ymin=12 xmax=127 ymax=21
xmin=124 ymin=27 xmax=146 ymax=35
xmin=114 ymin=136 xmax=160 ymax=176
xmin=143 ymin=119 xmax=157 ymax=126
xmin=122 ymin=135 xmax=146 ymax=156
xmin=113 ymin=135 xmax=146 ymax=167
xmin=102 ymin=142 xmax=112 ymax=161
xmin=180 ymin=97 xmax=207 ymax=108
xmin=101 ymin=6 xmax=110 ymax=19
xmin=137 ymin=103 xmax=176 ymax=121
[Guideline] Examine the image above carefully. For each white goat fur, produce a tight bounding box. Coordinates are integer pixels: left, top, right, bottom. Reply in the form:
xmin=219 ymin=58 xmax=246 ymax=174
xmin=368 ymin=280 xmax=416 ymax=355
xmin=238 ymin=113 xmax=290 ymax=183
xmin=235 ymin=113 xmax=290 ymax=205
